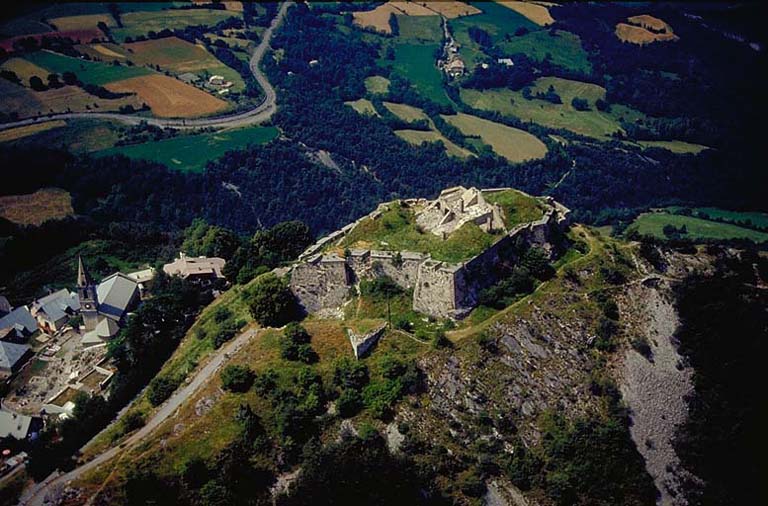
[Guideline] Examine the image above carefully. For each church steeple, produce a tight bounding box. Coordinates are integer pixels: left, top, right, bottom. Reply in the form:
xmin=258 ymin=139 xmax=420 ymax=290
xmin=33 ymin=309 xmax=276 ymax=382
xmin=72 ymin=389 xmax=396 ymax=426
xmin=77 ymin=255 xmax=92 ymax=288
xmin=77 ymin=256 xmax=100 ymax=332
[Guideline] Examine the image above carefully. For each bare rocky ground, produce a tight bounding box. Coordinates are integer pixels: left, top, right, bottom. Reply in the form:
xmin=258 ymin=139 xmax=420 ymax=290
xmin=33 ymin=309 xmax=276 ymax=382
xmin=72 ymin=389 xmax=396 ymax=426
xmin=619 ymin=282 xmax=693 ymax=505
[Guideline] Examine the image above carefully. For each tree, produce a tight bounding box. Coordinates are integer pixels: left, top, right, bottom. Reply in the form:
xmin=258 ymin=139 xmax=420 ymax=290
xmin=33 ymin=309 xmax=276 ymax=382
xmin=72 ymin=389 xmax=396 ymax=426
xmin=0 ymin=69 xmax=20 ymax=84
xmin=220 ymin=364 xmax=255 ymax=392
xmin=280 ymin=322 xmax=317 ymax=363
xmin=388 ymin=13 xmax=399 ymax=36
xmin=62 ymin=71 xmax=78 ymax=86
xmin=29 ymin=75 xmax=47 ymax=91
xmin=147 ymin=375 xmax=181 ymax=406
xmin=337 ymin=388 xmax=362 ymax=418
xmin=333 ymin=357 xmax=369 ymax=390
xmin=245 ymin=274 xmax=300 ymax=327
xmin=571 ymin=97 xmax=590 ymax=111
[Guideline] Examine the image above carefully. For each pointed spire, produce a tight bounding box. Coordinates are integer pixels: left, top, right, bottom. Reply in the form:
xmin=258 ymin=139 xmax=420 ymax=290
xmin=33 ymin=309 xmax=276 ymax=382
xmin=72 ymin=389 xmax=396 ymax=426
xmin=77 ymin=255 xmax=92 ymax=287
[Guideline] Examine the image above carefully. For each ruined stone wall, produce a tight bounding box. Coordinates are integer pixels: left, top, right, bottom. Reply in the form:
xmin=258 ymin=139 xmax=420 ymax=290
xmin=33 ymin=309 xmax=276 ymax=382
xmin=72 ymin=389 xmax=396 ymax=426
xmin=412 ymin=261 xmax=459 ymax=317
xmin=289 ymin=256 xmax=349 ymax=313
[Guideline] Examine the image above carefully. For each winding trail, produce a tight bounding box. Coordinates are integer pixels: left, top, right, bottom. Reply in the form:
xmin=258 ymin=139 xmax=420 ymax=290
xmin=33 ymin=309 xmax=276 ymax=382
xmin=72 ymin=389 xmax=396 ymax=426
xmin=0 ymin=1 xmax=292 ymax=133
xmin=19 ymin=327 xmax=262 ymax=506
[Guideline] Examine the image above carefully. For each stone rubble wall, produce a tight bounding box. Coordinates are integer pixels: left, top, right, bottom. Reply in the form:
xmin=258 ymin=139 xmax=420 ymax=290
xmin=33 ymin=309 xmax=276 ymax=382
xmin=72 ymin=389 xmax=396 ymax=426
xmin=290 ymin=190 xmax=571 ymax=319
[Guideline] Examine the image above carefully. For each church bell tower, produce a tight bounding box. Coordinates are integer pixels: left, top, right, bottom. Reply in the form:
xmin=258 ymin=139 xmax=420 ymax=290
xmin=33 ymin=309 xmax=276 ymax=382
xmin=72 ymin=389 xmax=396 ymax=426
xmin=77 ymin=256 xmax=100 ymax=332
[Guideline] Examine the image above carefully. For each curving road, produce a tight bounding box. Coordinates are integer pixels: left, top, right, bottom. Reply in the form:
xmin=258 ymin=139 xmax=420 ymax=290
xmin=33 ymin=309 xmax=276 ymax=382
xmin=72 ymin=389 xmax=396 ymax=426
xmin=19 ymin=327 xmax=262 ymax=506
xmin=0 ymin=1 xmax=292 ymax=133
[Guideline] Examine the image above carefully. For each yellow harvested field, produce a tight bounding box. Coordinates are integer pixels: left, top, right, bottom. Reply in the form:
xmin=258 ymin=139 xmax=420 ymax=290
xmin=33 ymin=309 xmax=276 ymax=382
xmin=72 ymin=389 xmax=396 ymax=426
xmin=616 ymin=15 xmax=678 ymax=45
xmin=49 ymin=14 xmax=114 ymax=32
xmin=0 ymin=188 xmax=74 ymax=226
xmin=223 ymin=1 xmax=243 ymax=12
xmin=628 ymin=14 xmax=668 ymax=31
xmin=105 ymin=74 xmax=228 ymax=118
xmin=36 ymin=85 xmax=142 ymax=115
xmin=1 ymin=58 xmax=50 ymax=84
xmin=0 ymin=121 xmax=67 ymax=143
xmin=495 ymin=1 xmax=554 ymax=26
xmin=123 ymin=37 xmax=221 ymax=72
xmin=90 ymin=43 xmax=128 ymax=59
xmin=345 ymin=98 xmax=380 ymax=117
xmin=395 ymin=129 xmax=473 ymax=159
xmin=441 ymin=113 xmax=548 ymax=163
xmin=352 ymin=4 xmax=401 ymax=34
xmin=419 ymin=1 xmax=481 ymax=18
xmin=389 ymin=2 xmax=436 ymax=16
xmin=383 ymin=102 xmax=430 ymax=122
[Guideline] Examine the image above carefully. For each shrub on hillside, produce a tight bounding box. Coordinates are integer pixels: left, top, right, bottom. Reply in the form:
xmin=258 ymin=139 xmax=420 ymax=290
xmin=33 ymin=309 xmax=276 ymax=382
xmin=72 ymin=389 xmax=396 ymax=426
xmin=147 ymin=375 xmax=182 ymax=406
xmin=246 ymin=274 xmax=301 ymax=327
xmin=221 ymin=364 xmax=255 ymax=392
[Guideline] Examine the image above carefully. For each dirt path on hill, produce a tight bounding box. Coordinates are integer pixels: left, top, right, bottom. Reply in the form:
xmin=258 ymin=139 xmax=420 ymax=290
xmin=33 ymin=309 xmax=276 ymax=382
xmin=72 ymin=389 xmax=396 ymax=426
xmin=18 ymin=327 xmax=261 ymax=506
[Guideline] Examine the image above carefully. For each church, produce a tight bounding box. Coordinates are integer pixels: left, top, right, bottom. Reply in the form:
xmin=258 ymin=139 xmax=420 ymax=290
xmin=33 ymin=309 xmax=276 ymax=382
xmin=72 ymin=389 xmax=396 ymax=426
xmin=76 ymin=257 xmax=140 ymax=346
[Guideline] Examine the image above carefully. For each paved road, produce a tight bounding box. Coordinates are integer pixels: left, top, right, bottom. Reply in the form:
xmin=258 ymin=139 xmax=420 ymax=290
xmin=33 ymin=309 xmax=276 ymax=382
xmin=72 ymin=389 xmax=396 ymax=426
xmin=0 ymin=1 xmax=292 ymax=133
xmin=19 ymin=327 xmax=261 ymax=506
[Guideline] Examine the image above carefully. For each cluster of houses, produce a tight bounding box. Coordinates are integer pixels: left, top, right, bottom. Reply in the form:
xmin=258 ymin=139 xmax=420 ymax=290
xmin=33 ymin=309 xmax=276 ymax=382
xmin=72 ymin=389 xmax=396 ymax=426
xmin=438 ymin=31 xmax=466 ymax=78
xmin=0 ymin=252 xmax=226 ymax=447
xmin=178 ymin=72 xmax=235 ymax=95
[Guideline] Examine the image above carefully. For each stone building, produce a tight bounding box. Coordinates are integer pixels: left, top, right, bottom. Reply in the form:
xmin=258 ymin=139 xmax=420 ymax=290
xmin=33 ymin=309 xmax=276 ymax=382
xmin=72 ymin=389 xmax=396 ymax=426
xmin=290 ymin=187 xmax=570 ymax=319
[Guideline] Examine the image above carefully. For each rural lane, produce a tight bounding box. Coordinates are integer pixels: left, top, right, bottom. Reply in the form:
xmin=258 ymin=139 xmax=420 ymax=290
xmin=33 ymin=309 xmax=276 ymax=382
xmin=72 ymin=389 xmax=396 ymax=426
xmin=18 ymin=326 xmax=262 ymax=506
xmin=0 ymin=1 xmax=293 ymax=132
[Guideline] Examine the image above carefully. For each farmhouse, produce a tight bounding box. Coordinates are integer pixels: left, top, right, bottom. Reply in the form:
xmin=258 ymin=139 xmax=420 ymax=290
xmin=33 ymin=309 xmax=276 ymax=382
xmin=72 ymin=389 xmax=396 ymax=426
xmin=163 ymin=252 xmax=226 ymax=283
xmin=497 ymin=58 xmax=514 ymax=67
xmin=445 ymin=58 xmax=466 ymax=78
xmin=290 ymin=187 xmax=570 ymax=319
xmin=178 ymin=72 xmax=200 ymax=84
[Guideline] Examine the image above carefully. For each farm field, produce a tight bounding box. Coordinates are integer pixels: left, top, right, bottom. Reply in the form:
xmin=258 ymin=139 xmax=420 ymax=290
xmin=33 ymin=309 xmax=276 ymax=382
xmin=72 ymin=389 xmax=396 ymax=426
xmin=74 ymin=42 xmax=130 ymax=61
xmin=3 ymin=119 xmax=123 ymax=152
xmin=460 ymin=77 xmax=646 ymax=139
xmin=344 ymin=98 xmax=379 ymax=117
xmin=26 ymin=50 xmax=152 ymax=86
xmin=497 ymin=29 xmax=591 ymax=74
xmin=422 ymin=2 xmax=481 ymax=18
xmin=111 ymin=9 xmax=238 ymax=42
xmin=441 ymin=112 xmax=547 ymax=162
xmin=396 ymin=14 xmax=442 ymax=42
xmin=636 ymin=140 xmax=709 ymax=154
xmin=1 ymin=58 xmax=52 ymax=85
xmin=0 ymin=121 xmax=67 ymax=143
xmin=383 ymin=102 xmax=430 ymax=123
xmin=663 ymin=207 xmax=768 ymax=230
xmin=495 ymin=1 xmax=554 ymax=26
xmin=0 ymin=79 xmax=44 ymax=117
xmin=364 ymin=76 xmax=390 ymax=94
xmin=49 ymin=13 xmax=114 ymax=32
xmin=395 ymin=129 xmax=473 ymax=159
xmin=352 ymin=3 xmax=401 ymax=34
xmin=95 ymin=125 xmax=279 ymax=173
xmin=122 ymin=37 xmax=245 ymax=91
xmin=104 ymin=74 xmax=228 ymax=117
xmin=383 ymin=42 xmax=451 ymax=106
xmin=616 ymin=15 xmax=678 ymax=45
xmin=627 ymin=213 xmax=768 ymax=242
xmin=449 ymin=1 xmax=537 ymax=68
xmin=0 ymin=188 xmax=74 ymax=226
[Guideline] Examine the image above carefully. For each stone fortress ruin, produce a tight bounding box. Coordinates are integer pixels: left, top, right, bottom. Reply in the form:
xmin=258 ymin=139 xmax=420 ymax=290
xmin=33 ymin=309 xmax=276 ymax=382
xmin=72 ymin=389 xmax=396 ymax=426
xmin=290 ymin=187 xmax=571 ymax=319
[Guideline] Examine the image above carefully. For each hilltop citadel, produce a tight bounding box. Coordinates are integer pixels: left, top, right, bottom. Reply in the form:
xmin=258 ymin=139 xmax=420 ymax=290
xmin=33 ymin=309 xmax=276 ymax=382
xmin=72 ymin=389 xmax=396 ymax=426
xmin=290 ymin=186 xmax=571 ymax=319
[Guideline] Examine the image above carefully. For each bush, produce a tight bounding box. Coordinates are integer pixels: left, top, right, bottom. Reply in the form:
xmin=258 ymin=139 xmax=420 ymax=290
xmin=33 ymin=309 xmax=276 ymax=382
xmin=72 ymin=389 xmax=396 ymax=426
xmin=280 ymin=323 xmax=317 ymax=363
xmin=147 ymin=375 xmax=181 ymax=406
xmin=333 ymin=357 xmax=369 ymax=391
xmin=246 ymin=274 xmax=300 ymax=327
xmin=457 ymin=467 xmax=487 ymax=497
xmin=220 ymin=364 xmax=255 ymax=392
xmin=571 ymin=97 xmax=590 ymax=111
xmin=630 ymin=337 xmax=653 ymax=360
xmin=432 ymin=330 xmax=452 ymax=349
xmin=337 ymin=388 xmax=362 ymax=418
xmin=359 ymin=275 xmax=402 ymax=299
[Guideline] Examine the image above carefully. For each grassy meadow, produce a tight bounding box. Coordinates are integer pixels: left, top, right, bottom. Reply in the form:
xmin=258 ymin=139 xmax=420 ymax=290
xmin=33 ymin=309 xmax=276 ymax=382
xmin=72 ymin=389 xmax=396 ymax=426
xmin=394 ymin=129 xmax=473 ymax=159
xmin=111 ymin=9 xmax=237 ymax=42
xmin=497 ymin=29 xmax=592 ymax=74
xmin=441 ymin=112 xmax=547 ymax=162
xmin=26 ymin=50 xmax=152 ymax=86
xmin=96 ymin=125 xmax=279 ymax=173
xmin=627 ymin=213 xmax=768 ymax=242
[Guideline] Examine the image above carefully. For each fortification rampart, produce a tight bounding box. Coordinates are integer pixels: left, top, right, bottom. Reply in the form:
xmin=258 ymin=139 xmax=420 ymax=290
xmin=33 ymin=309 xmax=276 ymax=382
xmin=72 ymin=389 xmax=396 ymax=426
xmin=289 ymin=189 xmax=570 ymax=319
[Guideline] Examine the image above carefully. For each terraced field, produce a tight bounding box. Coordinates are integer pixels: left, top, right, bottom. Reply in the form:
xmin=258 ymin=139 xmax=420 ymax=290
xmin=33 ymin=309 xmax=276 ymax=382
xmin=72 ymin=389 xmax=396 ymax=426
xmin=395 ymin=129 xmax=473 ymax=159
xmin=0 ymin=188 xmax=74 ymax=226
xmin=383 ymin=101 xmax=430 ymax=123
xmin=441 ymin=112 xmax=547 ymax=162
xmin=636 ymin=140 xmax=709 ymax=154
xmin=96 ymin=125 xmax=279 ymax=173
xmin=364 ymin=76 xmax=390 ymax=94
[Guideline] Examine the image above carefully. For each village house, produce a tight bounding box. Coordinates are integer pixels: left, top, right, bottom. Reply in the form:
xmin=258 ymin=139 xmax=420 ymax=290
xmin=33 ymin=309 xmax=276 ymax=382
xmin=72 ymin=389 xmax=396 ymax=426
xmin=29 ymin=289 xmax=80 ymax=335
xmin=0 ymin=307 xmax=37 ymax=342
xmin=0 ymin=341 xmax=32 ymax=376
xmin=0 ymin=409 xmax=42 ymax=441
xmin=163 ymin=252 xmax=226 ymax=284
xmin=497 ymin=57 xmax=514 ymax=67
xmin=445 ymin=57 xmax=466 ymax=78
